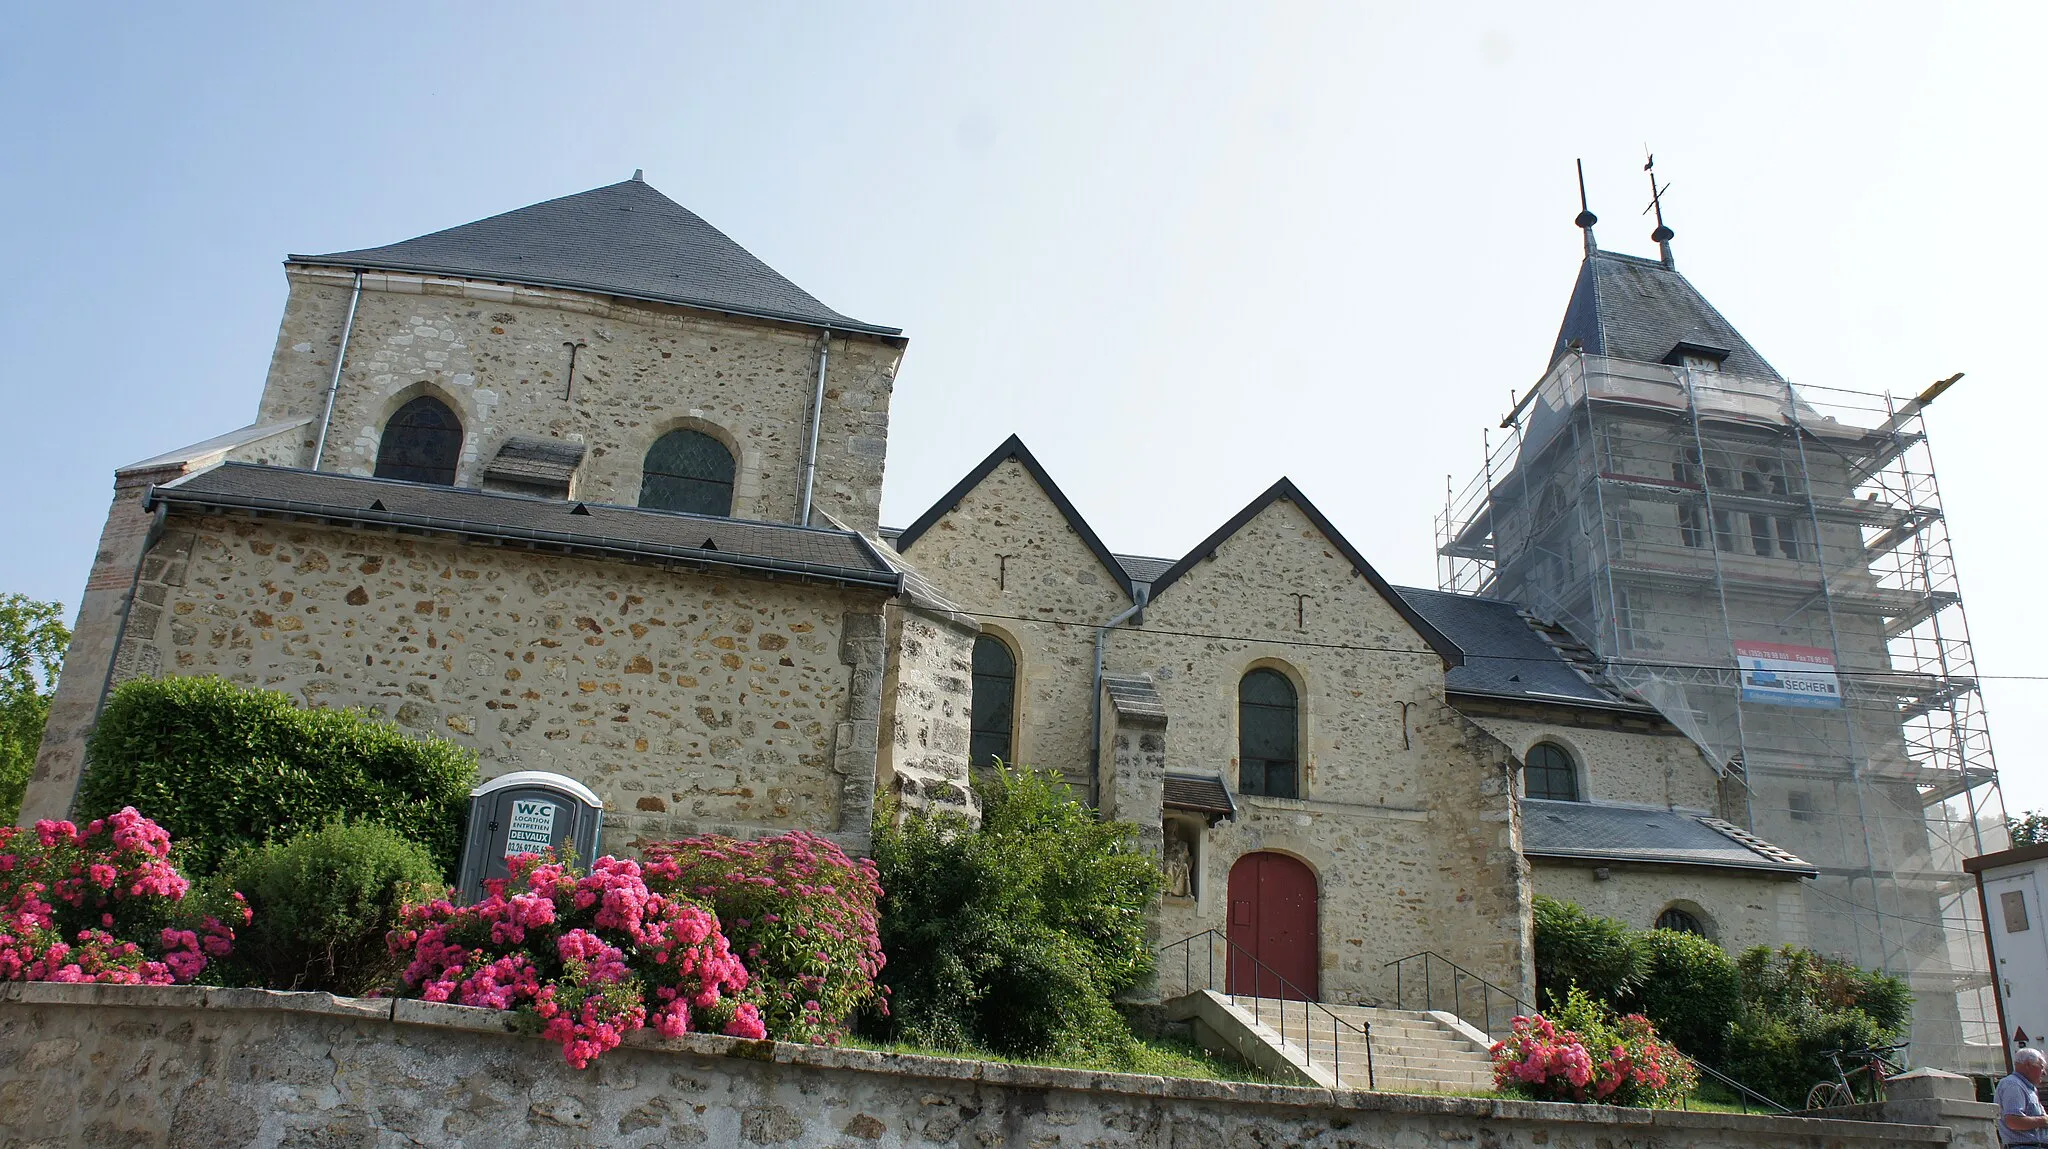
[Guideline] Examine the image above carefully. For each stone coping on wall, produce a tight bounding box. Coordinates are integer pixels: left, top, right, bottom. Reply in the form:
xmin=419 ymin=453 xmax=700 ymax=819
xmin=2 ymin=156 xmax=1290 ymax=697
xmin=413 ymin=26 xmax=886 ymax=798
xmin=0 ymin=980 xmax=1955 ymax=1145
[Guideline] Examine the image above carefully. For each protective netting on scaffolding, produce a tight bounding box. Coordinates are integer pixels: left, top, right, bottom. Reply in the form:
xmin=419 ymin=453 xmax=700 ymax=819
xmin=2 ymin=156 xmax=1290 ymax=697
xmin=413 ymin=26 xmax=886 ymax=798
xmin=1437 ymin=352 xmax=2010 ymax=1068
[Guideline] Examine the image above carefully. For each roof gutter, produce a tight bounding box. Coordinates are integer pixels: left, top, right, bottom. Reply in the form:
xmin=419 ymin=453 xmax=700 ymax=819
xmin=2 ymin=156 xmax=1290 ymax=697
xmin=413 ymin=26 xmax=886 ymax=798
xmin=1522 ymin=848 xmax=1817 ymax=878
xmin=144 ymin=486 xmax=905 ymax=592
xmin=310 ymin=271 xmax=364 ymax=469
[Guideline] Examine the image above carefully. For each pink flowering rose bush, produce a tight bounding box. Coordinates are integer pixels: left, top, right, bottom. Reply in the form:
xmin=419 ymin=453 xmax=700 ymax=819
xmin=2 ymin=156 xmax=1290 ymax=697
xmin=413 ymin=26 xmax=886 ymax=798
xmin=642 ymin=831 xmax=885 ymax=1045
xmin=386 ymin=851 xmax=764 ymax=1068
xmin=0 ymin=808 xmax=243 ymax=984
xmin=1490 ymin=987 xmax=1697 ymax=1107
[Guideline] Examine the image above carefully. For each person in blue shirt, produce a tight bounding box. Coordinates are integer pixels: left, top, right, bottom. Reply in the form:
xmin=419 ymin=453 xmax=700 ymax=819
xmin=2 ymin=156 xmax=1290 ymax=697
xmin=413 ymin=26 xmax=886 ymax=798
xmin=2000 ymin=1047 xmax=2048 ymax=1146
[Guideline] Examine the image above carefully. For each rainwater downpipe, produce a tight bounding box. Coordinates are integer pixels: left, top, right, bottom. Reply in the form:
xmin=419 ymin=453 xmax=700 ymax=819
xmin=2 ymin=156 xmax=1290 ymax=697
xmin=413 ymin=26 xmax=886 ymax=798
xmin=797 ymin=331 xmax=831 ymax=526
xmin=311 ymin=271 xmax=365 ymax=470
xmin=1088 ymin=586 xmax=1149 ymax=809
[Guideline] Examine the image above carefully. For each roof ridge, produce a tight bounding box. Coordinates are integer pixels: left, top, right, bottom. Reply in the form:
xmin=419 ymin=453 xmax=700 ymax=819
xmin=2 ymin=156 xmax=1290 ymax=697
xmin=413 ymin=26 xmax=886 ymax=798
xmin=1145 ymin=478 xmax=1462 ymax=668
xmin=892 ymin=435 xmax=1135 ymax=600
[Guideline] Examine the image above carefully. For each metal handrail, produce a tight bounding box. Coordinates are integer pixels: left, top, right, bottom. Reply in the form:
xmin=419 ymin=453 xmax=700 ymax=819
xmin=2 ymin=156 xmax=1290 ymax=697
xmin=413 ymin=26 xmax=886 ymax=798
xmin=1382 ymin=950 xmax=1790 ymax=1114
xmin=1160 ymin=929 xmax=1374 ymax=1090
xmin=1385 ymin=950 xmax=1533 ymax=1038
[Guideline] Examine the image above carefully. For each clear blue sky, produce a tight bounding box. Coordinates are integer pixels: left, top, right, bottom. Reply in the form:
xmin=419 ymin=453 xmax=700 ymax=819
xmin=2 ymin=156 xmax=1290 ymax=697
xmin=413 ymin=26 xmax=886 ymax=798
xmin=4 ymin=3 xmax=2042 ymax=806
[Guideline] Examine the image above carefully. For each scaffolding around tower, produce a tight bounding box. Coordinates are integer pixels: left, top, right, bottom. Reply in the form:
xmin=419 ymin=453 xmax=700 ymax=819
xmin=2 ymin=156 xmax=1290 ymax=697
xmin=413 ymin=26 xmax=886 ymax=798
xmin=1437 ymin=351 xmax=2008 ymax=1073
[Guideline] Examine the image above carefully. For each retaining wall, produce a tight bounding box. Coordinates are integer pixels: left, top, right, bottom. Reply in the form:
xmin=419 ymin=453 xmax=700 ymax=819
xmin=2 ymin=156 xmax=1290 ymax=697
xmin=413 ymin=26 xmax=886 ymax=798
xmin=0 ymin=982 xmax=1971 ymax=1148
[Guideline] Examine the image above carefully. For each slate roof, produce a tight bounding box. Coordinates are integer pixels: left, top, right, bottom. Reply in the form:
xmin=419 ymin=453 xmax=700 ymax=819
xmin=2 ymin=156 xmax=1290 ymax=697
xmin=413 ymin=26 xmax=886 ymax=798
xmin=1102 ymin=675 xmax=1167 ymax=723
xmin=148 ymin=463 xmax=902 ymax=590
xmin=292 ymin=178 xmax=899 ymax=337
xmin=1114 ymin=553 xmax=1176 ymax=588
xmin=1163 ymin=774 xmax=1236 ymax=820
xmin=1392 ymin=587 xmax=1646 ymax=711
xmin=482 ymin=436 xmax=586 ymax=488
xmin=1522 ymin=799 xmax=1816 ymax=876
xmin=1552 ymin=250 xmax=1780 ymax=379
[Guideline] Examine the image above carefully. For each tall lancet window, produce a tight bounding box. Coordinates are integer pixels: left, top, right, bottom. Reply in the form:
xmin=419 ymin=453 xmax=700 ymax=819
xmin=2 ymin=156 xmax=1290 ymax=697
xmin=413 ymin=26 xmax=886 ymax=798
xmin=373 ymin=396 xmax=464 ymax=486
xmin=640 ymin=430 xmax=735 ymax=517
xmin=1238 ymin=669 xmax=1299 ymax=799
xmin=969 ymin=635 xmax=1017 ymax=769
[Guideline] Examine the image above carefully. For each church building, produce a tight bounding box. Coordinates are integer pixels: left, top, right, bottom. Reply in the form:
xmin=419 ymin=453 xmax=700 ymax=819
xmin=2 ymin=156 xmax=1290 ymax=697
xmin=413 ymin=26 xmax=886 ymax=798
xmin=25 ymin=175 xmax=1880 ymax=1033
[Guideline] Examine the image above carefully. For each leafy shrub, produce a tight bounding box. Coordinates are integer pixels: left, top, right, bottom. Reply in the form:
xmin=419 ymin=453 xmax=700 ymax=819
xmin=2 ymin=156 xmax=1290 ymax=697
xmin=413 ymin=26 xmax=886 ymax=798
xmin=0 ymin=808 xmax=242 ymax=983
xmin=1533 ymin=894 xmax=1649 ymax=1005
xmin=210 ymin=820 xmax=445 ymax=995
xmin=867 ymin=768 xmax=1161 ymax=1062
xmin=79 ymin=676 xmax=476 ymax=876
xmin=642 ymin=830 xmax=884 ymax=1045
xmin=1720 ymin=945 xmax=1911 ymax=1106
xmin=1627 ymin=928 xmax=1741 ymax=1063
xmin=1492 ymin=986 xmax=1698 ymax=1107
xmin=386 ymin=852 xmax=763 ymax=1068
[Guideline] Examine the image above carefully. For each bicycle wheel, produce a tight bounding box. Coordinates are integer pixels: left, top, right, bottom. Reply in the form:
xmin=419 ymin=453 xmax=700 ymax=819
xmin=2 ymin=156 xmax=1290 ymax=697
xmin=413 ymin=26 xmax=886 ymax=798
xmin=1806 ymin=1083 xmax=1853 ymax=1111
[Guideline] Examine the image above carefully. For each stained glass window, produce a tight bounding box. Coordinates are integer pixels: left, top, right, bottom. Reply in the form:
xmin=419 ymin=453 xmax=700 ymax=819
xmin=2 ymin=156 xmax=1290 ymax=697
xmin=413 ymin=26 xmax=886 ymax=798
xmin=1525 ymin=742 xmax=1579 ymax=802
xmin=372 ymin=396 xmax=463 ymax=486
xmin=640 ymin=429 xmax=735 ymax=516
xmin=1238 ymin=669 xmax=1298 ymax=799
xmin=970 ymin=635 xmax=1015 ymax=768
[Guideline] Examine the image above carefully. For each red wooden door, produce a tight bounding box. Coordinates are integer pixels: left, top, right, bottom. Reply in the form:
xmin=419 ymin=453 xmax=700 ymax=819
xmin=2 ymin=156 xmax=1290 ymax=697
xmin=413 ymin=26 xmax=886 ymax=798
xmin=1226 ymin=852 xmax=1319 ymax=1000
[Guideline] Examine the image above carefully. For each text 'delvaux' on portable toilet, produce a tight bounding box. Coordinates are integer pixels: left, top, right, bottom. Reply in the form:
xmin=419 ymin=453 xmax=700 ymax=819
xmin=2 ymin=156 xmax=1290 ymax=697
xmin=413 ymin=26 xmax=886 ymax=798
xmin=457 ymin=771 xmax=605 ymax=903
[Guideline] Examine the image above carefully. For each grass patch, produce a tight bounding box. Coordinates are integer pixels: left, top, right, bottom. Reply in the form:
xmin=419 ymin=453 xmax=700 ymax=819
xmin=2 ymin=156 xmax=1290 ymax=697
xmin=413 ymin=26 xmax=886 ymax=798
xmin=841 ymin=1034 xmax=1276 ymax=1084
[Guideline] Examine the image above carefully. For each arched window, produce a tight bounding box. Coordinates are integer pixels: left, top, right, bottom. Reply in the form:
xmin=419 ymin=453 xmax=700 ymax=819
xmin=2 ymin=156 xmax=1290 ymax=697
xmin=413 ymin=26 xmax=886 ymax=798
xmin=1656 ymin=906 xmax=1707 ymax=936
xmin=373 ymin=396 xmax=463 ymax=486
xmin=1524 ymin=742 xmax=1580 ymax=802
xmin=969 ymin=635 xmax=1016 ymax=768
xmin=640 ymin=429 xmax=735 ymax=516
xmin=1238 ymin=669 xmax=1298 ymax=799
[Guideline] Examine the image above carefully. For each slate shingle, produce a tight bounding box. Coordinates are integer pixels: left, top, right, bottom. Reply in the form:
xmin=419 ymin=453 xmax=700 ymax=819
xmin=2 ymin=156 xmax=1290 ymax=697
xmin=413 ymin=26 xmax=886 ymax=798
xmin=1551 ymin=250 xmax=1779 ymax=379
xmin=292 ymin=178 xmax=898 ymax=336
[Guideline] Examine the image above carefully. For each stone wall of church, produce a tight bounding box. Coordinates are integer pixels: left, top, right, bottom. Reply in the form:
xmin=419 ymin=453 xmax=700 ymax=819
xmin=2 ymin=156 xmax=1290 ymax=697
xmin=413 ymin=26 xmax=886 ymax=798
xmin=256 ymin=267 xmax=900 ymax=533
xmin=102 ymin=511 xmax=892 ymax=852
xmin=891 ymin=456 xmax=1134 ymax=789
xmin=1461 ymin=715 xmax=1721 ymax=810
xmin=1128 ymin=499 xmax=1530 ymax=1005
xmin=1533 ymin=861 xmax=1807 ymax=953
xmin=876 ymin=604 xmax=978 ymax=818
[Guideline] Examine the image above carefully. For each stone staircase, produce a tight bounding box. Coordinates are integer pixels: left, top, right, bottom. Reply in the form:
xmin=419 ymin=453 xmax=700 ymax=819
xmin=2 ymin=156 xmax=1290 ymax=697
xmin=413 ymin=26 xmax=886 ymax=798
xmin=1164 ymin=990 xmax=1496 ymax=1094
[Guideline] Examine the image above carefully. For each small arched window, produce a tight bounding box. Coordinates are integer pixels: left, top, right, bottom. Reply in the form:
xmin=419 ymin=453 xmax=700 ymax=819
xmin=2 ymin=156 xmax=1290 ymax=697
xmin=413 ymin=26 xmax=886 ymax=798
xmin=1238 ymin=669 xmax=1298 ymax=799
xmin=1524 ymin=742 xmax=1580 ymax=802
xmin=640 ymin=429 xmax=735 ymax=516
xmin=373 ymin=396 xmax=463 ymax=486
xmin=969 ymin=635 xmax=1016 ymax=768
xmin=1656 ymin=906 xmax=1707 ymax=936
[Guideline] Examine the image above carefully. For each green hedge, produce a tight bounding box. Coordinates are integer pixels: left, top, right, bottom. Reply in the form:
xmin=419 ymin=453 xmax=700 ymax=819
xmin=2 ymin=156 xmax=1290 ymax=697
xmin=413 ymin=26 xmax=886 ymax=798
xmin=80 ymin=676 xmax=476 ymax=877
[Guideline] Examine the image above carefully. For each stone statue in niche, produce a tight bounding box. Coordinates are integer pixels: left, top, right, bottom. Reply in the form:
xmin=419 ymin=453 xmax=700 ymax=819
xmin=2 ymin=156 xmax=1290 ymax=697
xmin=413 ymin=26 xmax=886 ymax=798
xmin=1163 ymin=823 xmax=1195 ymax=898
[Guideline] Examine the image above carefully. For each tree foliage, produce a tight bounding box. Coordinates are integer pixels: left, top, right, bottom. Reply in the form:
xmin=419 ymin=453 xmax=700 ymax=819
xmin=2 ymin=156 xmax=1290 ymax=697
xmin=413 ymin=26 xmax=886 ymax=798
xmin=866 ymin=768 xmax=1161 ymax=1062
xmin=0 ymin=593 xmax=70 ymax=823
xmin=79 ymin=676 xmax=475 ymax=876
xmin=1532 ymin=894 xmax=1650 ymax=1004
xmin=2011 ymin=812 xmax=2048 ymax=847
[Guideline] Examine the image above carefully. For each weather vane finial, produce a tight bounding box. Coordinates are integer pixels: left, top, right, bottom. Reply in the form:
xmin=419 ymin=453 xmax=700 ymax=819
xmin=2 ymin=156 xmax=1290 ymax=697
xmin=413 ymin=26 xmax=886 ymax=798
xmin=1574 ymin=158 xmax=1598 ymax=255
xmin=1643 ymin=148 xmax=1676 ymax=268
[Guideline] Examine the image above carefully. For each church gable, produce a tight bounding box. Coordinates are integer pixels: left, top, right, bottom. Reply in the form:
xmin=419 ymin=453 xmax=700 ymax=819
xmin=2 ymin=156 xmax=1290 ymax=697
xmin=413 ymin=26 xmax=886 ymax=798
xmin=1145 ymin=479 xmax=1461 ymax=665
xmin=893 ymin=436 xmax=1134 ymax=617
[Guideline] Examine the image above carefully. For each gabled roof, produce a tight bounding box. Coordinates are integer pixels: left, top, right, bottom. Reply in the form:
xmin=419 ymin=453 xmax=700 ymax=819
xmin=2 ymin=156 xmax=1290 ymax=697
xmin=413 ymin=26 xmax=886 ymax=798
xmin=892 ymin=435 xmax=1136 ymax=600
xmin=1522 ymin=799 xmax=1817 ymax=877
xmin=1146 ymin=479 xmax=1462 ymax=668
xmin=147 ymin=463 xmax=902 ymax=591
xmin=1552 ymin=250 xmax=1779 ymax=379
xmin=1392 ymin=586 xmax=1650 ymax=712
xmin=291 ymin=178 xmax=899 ymax=337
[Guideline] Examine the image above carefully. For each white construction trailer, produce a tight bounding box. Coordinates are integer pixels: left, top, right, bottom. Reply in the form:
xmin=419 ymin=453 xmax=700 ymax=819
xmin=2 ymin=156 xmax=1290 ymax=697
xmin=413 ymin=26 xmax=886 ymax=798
xmin=1967 ymin=843 xmax=2048 ymax=1072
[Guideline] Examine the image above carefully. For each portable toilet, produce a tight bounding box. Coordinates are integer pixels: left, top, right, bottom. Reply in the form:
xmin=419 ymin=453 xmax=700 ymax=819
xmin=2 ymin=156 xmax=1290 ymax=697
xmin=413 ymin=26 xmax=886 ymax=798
xmin=457 ymin=771 xmax=605 ymax=903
